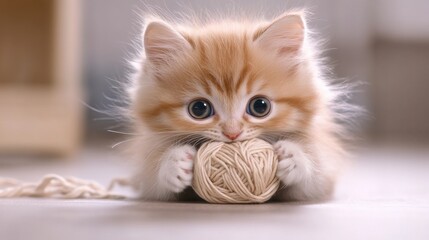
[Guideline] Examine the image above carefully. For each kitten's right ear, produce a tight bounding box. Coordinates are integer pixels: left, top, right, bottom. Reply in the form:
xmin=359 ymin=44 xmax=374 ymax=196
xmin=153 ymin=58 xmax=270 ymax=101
xmin=143 ymin=21 xmax=192 ymax=65
xmin=253 ymin=13 xmax=305 ymax=56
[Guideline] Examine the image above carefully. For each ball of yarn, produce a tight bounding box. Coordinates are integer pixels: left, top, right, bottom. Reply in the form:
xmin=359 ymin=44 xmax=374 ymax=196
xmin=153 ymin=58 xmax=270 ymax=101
xmin=192 ymin=138 xmax=280 ymax=204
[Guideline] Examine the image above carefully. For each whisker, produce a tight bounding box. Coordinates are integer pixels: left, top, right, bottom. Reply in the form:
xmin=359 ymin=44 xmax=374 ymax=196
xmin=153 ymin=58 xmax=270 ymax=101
xmin=111 ymin=136 xmax=143 ymax=148
xmin=108 ymin=129 xmax=143 ymax=136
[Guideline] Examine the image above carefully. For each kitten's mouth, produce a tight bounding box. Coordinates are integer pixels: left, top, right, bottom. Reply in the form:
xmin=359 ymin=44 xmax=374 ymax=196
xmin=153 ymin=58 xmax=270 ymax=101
xmin=175 ymin=133 xmax=258 ymax=149
xmin=176 ymin=135 xmax=211 ymax=150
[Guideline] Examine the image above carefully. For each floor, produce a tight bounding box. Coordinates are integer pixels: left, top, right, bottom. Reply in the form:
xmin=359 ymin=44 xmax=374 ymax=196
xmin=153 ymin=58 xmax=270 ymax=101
xmin=0 ymin=142 xmax=428 ymax=240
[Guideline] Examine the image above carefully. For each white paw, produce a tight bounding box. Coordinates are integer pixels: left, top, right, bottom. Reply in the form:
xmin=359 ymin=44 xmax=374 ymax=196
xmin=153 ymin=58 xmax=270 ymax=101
xmin=274 ymin=140 xmax=310 ymax=186
xmin=158 ymin=145 xmax=196 ymax=193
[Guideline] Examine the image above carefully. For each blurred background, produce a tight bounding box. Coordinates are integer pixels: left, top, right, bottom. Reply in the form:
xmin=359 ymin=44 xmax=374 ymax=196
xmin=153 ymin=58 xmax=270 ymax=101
xmin=1 ymin=2 xmax=429 ymax=239
xmin=1 ymin=0 xmax=429 ymax=156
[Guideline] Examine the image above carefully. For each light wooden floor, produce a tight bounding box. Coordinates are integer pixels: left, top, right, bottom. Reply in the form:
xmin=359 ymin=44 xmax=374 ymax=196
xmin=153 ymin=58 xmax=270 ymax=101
xmin=0 ymin=143 xmax=428 ymax=240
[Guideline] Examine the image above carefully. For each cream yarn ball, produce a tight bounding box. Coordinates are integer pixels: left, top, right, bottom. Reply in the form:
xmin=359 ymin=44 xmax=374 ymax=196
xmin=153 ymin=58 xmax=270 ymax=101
xmin=192 ymin=138 xmax=280 ymax=204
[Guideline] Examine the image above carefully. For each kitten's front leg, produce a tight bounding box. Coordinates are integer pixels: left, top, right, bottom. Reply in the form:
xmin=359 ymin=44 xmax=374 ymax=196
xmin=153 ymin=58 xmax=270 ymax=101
xmin=158 ymin=145 xmax=196 ymax=194
xmin=274 ymin=140 xmax=312 ymax=186
xmin=274 ymin=140 xmax=333 ymax=201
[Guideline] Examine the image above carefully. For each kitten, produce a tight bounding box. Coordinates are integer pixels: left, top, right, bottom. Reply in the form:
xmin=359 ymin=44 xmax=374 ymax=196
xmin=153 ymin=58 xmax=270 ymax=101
xmin=128 ymin=11 xmax=346 ymax=201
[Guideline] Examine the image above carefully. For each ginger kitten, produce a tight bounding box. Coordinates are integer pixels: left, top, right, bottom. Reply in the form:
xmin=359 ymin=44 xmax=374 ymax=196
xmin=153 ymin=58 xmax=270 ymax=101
xmin=128 ymin=11 xmax=345 ymax=201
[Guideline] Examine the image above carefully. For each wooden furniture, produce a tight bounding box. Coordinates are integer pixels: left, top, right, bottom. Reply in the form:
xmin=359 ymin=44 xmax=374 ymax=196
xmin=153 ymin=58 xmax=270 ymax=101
xmin=0 ymin=0 xmax=83 ymax=155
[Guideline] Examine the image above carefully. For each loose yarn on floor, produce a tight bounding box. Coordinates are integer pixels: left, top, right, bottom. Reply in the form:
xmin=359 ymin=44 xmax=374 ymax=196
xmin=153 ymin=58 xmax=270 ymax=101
xmin=0 ymin=174 xmax=128 ymax=199
xmin=192 ymin=138 xmax=280 ymax=204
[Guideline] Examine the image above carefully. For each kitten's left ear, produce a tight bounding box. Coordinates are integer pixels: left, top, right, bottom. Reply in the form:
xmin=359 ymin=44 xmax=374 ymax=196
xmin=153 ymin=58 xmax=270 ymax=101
xmin=254 ymin=13 xmax=305 ymax=56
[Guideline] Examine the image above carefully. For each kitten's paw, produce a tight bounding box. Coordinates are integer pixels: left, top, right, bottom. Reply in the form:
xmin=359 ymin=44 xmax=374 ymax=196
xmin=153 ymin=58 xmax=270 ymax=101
xmin=274 ymin=140 xmax=310 ymax=186
xmin=158 ymin=145 xmax=196 ymax=193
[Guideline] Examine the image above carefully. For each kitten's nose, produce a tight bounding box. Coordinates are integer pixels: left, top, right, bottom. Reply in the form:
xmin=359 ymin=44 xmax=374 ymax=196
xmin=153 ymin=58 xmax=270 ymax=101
xmin=222 ymin=131 xmax=242 ymax=141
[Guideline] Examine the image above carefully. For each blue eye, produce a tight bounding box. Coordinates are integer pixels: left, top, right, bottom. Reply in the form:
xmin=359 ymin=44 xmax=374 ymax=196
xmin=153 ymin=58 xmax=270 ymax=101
xmin=247 ymin=96 xmax=271 ymax=117
xmin=188 ymin=99 xmax=214 ymax=119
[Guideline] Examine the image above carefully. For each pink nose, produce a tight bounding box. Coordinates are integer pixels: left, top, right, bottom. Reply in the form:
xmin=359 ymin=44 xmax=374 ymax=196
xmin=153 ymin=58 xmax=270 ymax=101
xmin=223 ymin=132 xmax=242 ymax=140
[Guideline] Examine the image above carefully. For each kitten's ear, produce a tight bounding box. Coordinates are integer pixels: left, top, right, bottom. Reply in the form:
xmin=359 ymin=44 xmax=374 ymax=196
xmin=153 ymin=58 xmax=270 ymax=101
xmin=143 ymin=21 xmax=192 ymax=65
xmin=254 ymin=13 xmax=305 ymax=56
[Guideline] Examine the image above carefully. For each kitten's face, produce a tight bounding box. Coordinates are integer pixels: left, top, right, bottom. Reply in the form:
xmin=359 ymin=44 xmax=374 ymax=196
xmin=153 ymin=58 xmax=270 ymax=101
xmin=135 ymin=13 xmax=319 ymax=143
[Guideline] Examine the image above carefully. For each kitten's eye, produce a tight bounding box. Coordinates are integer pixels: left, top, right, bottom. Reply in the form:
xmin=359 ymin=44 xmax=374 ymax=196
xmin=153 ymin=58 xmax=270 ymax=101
xmin=188 ymin=99 xmax=214 ymax=119
xmin=247 ymin=96 xmax=271 ymax=118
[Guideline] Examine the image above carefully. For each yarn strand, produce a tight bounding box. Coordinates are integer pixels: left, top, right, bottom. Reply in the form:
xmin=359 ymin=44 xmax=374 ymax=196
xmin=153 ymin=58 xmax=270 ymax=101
xmin=0 ymin=174 xmax=129 ymax=199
